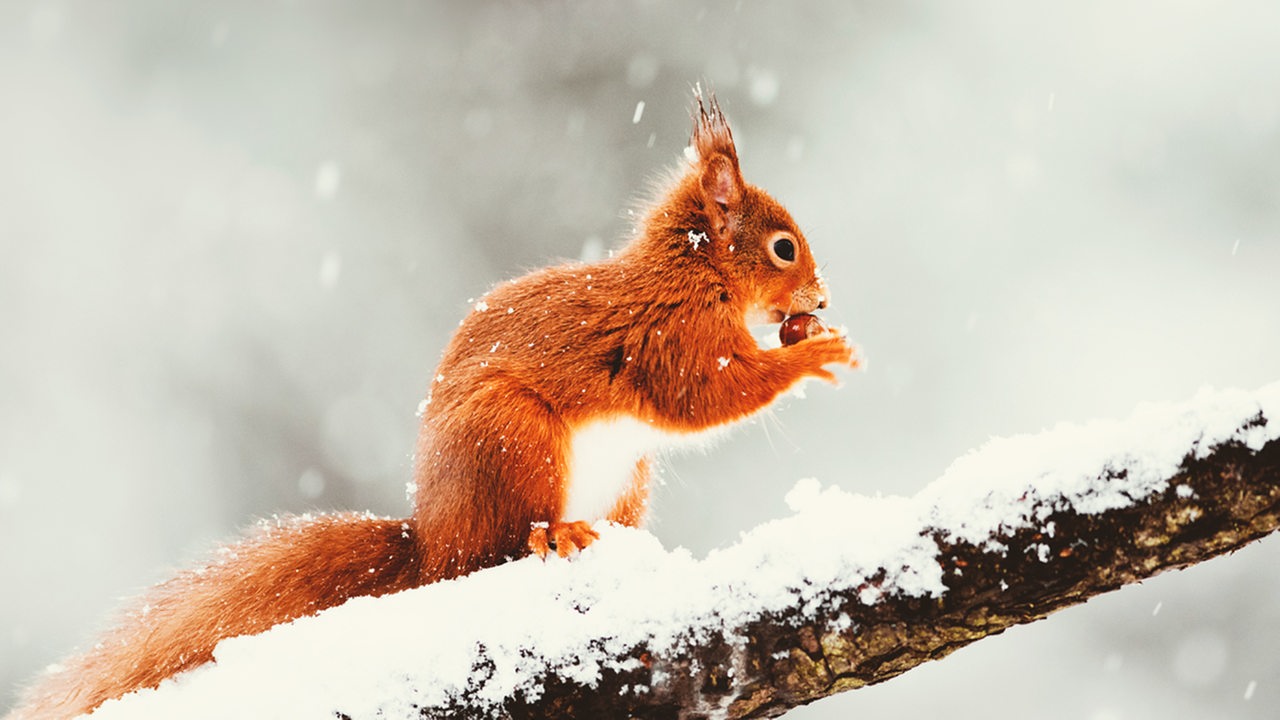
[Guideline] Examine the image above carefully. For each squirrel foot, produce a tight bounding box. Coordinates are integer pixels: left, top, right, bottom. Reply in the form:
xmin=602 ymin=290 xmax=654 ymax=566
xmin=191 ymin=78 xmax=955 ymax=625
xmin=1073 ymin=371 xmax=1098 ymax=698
xmin=528 ymin=520 xmax=600 ymax=559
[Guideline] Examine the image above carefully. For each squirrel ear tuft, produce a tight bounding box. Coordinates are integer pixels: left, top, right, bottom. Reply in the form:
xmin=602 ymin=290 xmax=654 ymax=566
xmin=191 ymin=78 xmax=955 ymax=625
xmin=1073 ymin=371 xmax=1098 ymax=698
xmin=691 ymin=87 xmax=743 ymax=229
xmin=691 ymin=87 xmax=739 ymax=165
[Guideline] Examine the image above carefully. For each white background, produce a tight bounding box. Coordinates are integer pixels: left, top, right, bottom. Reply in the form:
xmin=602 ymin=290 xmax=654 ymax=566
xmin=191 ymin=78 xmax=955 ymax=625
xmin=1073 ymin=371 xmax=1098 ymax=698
xmin=2 ymin=1 xmax=1278 ymax=717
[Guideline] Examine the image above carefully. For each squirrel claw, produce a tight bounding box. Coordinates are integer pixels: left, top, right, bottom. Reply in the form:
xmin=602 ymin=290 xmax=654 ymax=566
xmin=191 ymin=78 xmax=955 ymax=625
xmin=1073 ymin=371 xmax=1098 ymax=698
xmin=528 ymin=520 xmax=600 ymax=559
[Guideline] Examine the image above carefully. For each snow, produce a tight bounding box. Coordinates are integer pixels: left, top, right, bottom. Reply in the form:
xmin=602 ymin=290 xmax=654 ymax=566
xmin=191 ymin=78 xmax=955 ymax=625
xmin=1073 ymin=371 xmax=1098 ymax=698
xmin=314 ymin=161 xmax=341 ymax=200
xmin=317 ymin=250 xmax=341 ymax=289
xmin=919 ymin=382 xmax=1279 ymax=545
xmin=84 ymin=382 xmax=1279 ymax=719
xmin=296 ymin=468 xmax=324 ymax=499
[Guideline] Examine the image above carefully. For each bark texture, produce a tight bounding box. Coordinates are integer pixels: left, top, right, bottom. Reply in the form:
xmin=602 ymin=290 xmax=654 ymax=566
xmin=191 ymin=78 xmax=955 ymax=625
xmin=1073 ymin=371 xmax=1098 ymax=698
xmin=454 ymin=434 xmax=1279 ymax=719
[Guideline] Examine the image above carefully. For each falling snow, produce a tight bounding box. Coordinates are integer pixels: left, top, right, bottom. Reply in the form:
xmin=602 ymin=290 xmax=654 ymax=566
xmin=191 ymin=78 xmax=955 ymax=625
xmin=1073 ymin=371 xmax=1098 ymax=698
xmin=318 ymin=251 xmax=341 ymax=290
xmin=314 ymin=161 xmax=341 ymax=200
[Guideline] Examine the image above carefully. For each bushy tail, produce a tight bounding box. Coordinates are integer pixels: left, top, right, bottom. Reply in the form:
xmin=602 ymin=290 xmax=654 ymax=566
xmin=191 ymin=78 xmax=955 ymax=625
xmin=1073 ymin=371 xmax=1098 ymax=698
xmin=7 ymin=513 xmax=421 ymax=720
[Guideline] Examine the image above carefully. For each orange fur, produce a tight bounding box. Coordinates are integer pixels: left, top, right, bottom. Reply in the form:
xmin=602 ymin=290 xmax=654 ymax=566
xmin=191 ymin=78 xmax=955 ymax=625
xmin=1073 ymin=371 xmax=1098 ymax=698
xmin=7 ymin=92 xmax=856 ymax=719
xmin=605 ymin=458 xmax=653 ymax=527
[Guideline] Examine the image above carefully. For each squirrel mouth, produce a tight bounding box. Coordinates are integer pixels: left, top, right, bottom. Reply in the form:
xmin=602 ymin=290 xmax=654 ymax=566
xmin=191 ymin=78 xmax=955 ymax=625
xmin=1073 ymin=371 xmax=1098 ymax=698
xmin=745 ymin=307 xmax=788 ymax=327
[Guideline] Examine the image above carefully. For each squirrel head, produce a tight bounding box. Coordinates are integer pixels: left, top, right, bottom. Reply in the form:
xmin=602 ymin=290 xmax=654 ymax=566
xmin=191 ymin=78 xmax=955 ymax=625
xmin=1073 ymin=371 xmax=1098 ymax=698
xmin=684 ymin=91 xmax=830 ymax=325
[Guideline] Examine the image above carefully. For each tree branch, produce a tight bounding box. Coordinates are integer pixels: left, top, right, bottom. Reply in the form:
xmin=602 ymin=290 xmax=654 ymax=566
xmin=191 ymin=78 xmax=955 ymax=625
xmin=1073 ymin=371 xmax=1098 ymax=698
xmin=500 ymin=389 xmax=1280 ymax=719
xmin=88 ymin=384 xmax=1280 ymax=720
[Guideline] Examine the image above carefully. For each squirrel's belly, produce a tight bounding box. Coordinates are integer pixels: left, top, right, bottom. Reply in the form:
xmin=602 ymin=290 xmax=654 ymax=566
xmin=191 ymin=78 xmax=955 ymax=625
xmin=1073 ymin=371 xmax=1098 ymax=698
xmin=562 ymin=416 xmax=726 ymax=522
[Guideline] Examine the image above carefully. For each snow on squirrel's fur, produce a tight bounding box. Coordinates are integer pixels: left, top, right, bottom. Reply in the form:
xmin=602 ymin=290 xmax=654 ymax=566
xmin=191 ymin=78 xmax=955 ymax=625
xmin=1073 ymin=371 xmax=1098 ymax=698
xmin=85 ymin=382 xmax=1279 ymax=719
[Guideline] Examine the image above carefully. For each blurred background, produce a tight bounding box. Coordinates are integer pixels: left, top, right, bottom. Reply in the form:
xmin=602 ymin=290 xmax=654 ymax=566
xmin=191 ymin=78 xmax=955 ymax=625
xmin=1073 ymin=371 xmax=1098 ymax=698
xmin=2 ymin=0 xmax=1278 ymax=717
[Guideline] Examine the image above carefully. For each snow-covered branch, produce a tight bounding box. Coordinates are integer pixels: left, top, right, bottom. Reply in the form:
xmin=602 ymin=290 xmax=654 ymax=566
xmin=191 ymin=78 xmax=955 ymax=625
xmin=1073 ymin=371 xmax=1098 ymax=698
xmin=88 ymin=383 xmax=1280 ymax=720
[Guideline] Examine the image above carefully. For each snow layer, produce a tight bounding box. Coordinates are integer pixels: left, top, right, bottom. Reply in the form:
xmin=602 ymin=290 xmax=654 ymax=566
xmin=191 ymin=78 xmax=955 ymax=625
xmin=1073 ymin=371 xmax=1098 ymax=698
xmin=86 ymin=382 xmax=1279 ymax=719
xmin=920 ymin=382 xmax=1280 ymax=545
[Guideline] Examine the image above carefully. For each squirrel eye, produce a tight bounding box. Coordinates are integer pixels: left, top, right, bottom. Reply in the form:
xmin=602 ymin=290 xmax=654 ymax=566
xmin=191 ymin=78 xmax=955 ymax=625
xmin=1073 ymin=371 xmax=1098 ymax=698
xmin=769 ymin=236 xmax=796 ymax=266
xmin=774 ymin=238 xmax=795 ymax=262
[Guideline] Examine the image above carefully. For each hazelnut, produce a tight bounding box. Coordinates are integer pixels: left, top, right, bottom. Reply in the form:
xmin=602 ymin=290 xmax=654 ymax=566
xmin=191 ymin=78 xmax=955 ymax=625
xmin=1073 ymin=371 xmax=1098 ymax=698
xmin=779 ymin=313 xmax=828 ymax=346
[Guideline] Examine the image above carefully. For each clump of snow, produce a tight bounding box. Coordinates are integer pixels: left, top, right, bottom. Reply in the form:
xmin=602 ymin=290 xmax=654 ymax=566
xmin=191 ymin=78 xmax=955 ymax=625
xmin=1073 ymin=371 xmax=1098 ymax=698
xmin=85 ymin=383 xmax=1279 ymax=719
xmin=715 ymin=478 xmax=945 ymax=608
xmin=919 ymin=382 xmax=1280 ymax=545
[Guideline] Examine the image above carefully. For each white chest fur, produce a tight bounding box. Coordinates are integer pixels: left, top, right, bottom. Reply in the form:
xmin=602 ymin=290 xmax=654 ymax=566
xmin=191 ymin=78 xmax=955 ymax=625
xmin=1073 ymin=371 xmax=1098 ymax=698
xmin=562 ymin=415 xmax=726 ymax=522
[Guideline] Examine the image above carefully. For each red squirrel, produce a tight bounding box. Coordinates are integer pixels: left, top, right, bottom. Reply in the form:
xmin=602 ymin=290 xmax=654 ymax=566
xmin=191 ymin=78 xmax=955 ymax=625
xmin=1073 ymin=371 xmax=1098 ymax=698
xmin=7 ymin=92 xmax=857 ymax=719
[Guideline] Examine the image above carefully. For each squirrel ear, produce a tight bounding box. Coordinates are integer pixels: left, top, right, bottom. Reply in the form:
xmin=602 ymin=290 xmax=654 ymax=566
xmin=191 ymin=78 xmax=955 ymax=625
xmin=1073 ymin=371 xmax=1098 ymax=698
xmin=691 ymin=88 xmax=744 ymax=232
xmin=701 ymin=153 xmax=741 ymax=207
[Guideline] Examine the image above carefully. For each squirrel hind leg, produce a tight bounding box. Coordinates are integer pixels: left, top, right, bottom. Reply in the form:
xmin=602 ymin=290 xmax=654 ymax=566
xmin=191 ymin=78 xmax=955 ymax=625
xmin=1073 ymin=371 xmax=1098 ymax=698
xmin=526 ymin=456 xmax=652 ymax=559
xmin=527 ymin=520 xmax=599 ymax=558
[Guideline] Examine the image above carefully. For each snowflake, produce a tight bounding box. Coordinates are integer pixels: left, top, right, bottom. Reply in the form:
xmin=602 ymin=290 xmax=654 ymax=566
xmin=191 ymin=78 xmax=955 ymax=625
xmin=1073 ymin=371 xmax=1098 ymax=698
xmin=687 ymin=230 xmax=709 ymax=250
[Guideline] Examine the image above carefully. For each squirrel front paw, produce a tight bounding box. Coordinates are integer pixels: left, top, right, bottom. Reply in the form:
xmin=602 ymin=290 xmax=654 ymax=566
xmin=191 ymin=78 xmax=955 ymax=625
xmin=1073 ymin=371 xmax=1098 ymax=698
xmin=527 ymin=520 xmax=600 ymax=559
xmin=792 ymin=331 xmax=860 ymax=383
